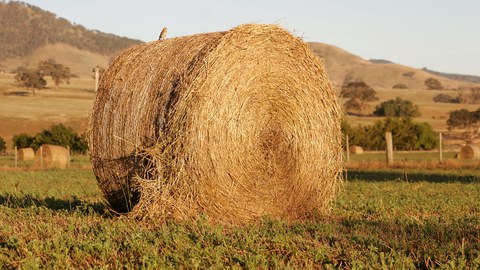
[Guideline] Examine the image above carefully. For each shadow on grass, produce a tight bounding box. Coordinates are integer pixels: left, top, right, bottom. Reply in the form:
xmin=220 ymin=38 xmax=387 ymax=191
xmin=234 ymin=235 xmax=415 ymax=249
xmin=346 ymin=169 xmax=480 ymax=183
xmin=0 ymin=193 xmax=107 ymax=216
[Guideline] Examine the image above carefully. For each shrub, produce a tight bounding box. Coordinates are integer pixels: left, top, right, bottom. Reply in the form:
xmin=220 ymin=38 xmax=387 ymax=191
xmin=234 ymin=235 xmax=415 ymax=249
xmin=12 ymin=133 xmax=34 ymax=148
xmin=433 ymin=94 xmax=460 ymax=103
xmin=373 ymin=97 xmax=420 ymax=117
xmin=392 ymin=83 xmax=408 ymax=89
xmin=0 ymin=136 xmax=6 ymax=152
xmin=27 ymin=124 xmax=88 ymax=154
xmin=342 ymin=118 xmax=437 ymax=150
xmin=425 ymin=78 xmax=443 ymax=90
xmin=340 ymin=81 xmax=378 ymax=114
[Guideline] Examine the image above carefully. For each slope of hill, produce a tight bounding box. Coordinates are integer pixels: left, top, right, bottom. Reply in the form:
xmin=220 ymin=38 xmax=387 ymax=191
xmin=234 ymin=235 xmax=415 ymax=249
xmin=308 ymin=42 xmax=478 ymax=90
xmin=0 ymin=1 xmax=142 ymax=76
xmin=421 ymin=68 xmax=480 ymax=84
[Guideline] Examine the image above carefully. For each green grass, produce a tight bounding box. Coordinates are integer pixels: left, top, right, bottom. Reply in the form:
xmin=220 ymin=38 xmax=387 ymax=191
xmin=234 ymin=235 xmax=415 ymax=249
xmin=0 ymin=169 xmax=479 ymax=269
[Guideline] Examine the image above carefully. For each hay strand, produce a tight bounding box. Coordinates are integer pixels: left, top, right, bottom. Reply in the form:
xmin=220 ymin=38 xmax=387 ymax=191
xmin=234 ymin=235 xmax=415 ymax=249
xmin=89 ymin=24 xmax=343 ymax=224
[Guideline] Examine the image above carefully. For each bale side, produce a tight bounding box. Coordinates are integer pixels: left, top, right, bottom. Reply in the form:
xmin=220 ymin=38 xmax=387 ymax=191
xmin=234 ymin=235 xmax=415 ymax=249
xmin=34 ymin=144 xmax=70 ymax=169
xmin=17 ymin=147 xmax=34 ymax=161
xmin=90 ymin=23 xmax=343 ymax=224
xmin=349 ymin=146 xmax=364 ymax=155
xmin=458 ymin=144 xmax=480 ymax=159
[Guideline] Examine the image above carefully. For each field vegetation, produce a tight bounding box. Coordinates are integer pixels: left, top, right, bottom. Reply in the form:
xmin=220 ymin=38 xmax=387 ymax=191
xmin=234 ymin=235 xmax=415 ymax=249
xmin=0 ymin=162 xmax=478 ymax=268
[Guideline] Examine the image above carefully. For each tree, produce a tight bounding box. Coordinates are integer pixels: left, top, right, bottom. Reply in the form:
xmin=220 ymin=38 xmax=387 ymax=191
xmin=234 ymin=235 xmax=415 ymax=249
xmin=392 ymin=83 xmax=408 ymax=89
xmin=433 ymin=94 xmax=460 ymax=103
xmin=373 ymin=97 xmax=420 ymax=117
xmin=342 ymin=118 xmax=437 ymax=151
xmin=340 ymin=81 xmax=378 ymax=115
xmin=425 ymin=78 xmax=443 ymax=90
xmin=0 ymin=136 xmax=6 ymax=153
xmin=12 ymin=133 xmax=34 ymax=148
xmin=29 ymin=124 xmax=88 ymax=153
xmin=14 ymin=66 xmax=46 ymax=95
xmin=38 ymin=59 xmax=71 ymax=89
xmin=470 ymin=87 xmax=480 ymax=103
xmin=32 ymin=123 xmax=76 ymax=149
xmin=446 ymin=109 xmax=480 ymax=141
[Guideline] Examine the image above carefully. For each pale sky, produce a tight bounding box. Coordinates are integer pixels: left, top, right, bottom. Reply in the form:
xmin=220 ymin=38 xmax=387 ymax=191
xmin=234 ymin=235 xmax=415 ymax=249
xmin=17 ymin=0 xmax=480 ymax=76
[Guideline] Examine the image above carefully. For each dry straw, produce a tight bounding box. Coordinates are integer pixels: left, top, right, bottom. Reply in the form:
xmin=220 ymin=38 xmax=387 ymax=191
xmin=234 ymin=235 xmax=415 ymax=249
xmin=349 ymin=145 xmax=364 ymax=155
xmin=34 ymin=144 xmax=70 ymax=169
xmin=17 ymin=147 xmax=34 ymax=161
xmin=458 ymin=144 xmax=480 ymax=159
xmin=89 ymin=24 xmax=343 ymax=224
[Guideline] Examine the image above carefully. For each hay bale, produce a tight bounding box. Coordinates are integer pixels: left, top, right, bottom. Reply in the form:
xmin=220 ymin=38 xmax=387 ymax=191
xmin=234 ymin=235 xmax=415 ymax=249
xmin=349 ymin=145 xmax=364 ymax=155
xmin=89 ymin=24 xmax=343 ymax=223
xmin=17 ymin=147 xmax=34 ymax=161
xmin=34 ymin=144 xmax=70 ymax=169
xmin=458 ymin=144 xmax=480 ymax=159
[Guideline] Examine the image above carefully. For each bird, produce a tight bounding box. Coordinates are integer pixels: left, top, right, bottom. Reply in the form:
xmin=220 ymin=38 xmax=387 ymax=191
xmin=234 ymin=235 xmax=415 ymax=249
xmin=159 ymin=28 xmax=168 ymax=40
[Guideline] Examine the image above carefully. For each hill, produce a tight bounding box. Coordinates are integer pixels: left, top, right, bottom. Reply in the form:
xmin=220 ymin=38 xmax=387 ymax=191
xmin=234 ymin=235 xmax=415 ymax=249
xmin=0 ymin=1 xmax=141 ymax=76
xmin=421 ymin=67 xmax=480 ymax=84
xmin=308 ymin=42 xmax=478 ymax=90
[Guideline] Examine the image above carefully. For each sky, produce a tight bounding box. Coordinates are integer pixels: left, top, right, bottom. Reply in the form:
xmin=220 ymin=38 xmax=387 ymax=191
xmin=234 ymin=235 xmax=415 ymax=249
xmin=17 ymin=0 xmax=480 ymax=76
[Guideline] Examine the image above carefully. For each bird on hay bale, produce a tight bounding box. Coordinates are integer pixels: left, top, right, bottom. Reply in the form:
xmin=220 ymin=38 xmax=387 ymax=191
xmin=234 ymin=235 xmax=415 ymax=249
xmin=158 ymin=27 xmax=168 ymax=40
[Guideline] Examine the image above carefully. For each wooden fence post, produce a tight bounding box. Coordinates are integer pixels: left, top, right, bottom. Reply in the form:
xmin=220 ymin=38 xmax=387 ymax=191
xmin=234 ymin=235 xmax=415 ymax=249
xmin=385 ymin=132 xmax=393 ymax=165
xmin=40 ymin=146 xmax=43 ymax=169
xmin=439 ymin=132 xmax=443 ymax=163
xmin=67 ymin=145 xmax=71 ymax=168
xmin=14 ymin=146 xmax=17 ymax=168
xmin=346 ymin=134 xmax=350 ymax=162
xmin=94 ymin=66 xmax=100 ymax=92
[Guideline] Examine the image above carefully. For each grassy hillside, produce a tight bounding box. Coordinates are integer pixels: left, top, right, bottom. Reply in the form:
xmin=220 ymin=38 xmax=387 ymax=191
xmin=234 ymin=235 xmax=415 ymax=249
xmin=0 ymin=1 xmax=141 ymax=61
xmin=308 ymin=42 xmax=478 ymax=90
xmin=0 ymin=1 xmax=141 ymax=77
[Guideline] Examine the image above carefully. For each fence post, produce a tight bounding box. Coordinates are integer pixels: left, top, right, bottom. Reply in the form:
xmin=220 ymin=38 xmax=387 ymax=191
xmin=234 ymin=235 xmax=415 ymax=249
xmin=94 ymin=66 xmax=100 ymax=92
xmin=67 ymin=145 xmax=71 ymax=168
xmin=40 ymin=146 xmax=43 ymax=169
xmin=345 ymin=134 xmax=350 ymax=162
xmin=439 ymin=132 xmax=443 ymax=163
xmin=14 ymin=146 xmax=17 ymax=168
xmin=385 ymin=132 xmax=393 ymax=165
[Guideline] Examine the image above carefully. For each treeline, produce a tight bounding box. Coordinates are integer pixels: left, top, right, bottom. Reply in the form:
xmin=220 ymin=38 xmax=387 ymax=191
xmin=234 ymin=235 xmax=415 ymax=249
xmin=342 ymin=118 xmax=438 ymax=151
xmin=12 ymin=124 xmax=88 ymax=154
xmin=0 ymin=1 xmax=142 ymax=61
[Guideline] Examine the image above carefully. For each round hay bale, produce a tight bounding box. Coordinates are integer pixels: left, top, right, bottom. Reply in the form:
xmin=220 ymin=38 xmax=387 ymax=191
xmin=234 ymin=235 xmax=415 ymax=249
xmin=89 ymin=24 xmax=343 ymax=223
xmin=457 ymin=144 xmax=480 ymax=159
xmin=34 ymin=144 xmax=70 ymax=169
xmin=17 ymin=147 xmax=34 ymax=161
xmin=349 ymin=145 xmax=364 ymax=155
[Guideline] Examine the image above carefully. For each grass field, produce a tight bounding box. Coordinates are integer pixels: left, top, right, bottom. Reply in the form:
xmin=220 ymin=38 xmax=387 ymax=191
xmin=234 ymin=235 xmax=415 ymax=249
xmin=0 ymin=165 xmax=478 ymax=269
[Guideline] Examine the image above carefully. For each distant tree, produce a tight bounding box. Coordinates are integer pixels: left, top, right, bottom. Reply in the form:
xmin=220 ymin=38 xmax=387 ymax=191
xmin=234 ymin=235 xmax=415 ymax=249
xmin=38 ymin=59 xmax=71 ymax=89
xmin=402 ymin=71 xmax=415 ymax=78
xmin=340 ymin=81 xmax=378 ymax=115
xmin=14 ymin=66 xmax=46 ymax=95
xmin=32 ymin=123 xmax=76 ymax=150
xmin=447 ymin=108 xmax=480 ymax=141
xmin=392 ymin=83 xmax=408 ymax=89
xmin=425 ymin=77 xmax=443 ymax=90
xmin=342 ymin=118 xmax=437 ymax=151
xmin=373 ymin=97 xmax=420 ymax=117
xmin=0 ymin=136 xmax=6 ymax=153
xmin=433 ymin=94 xmax=460 ymax=103
xmin=12 ymin=133 xmax=34 ymax=148
xmin=30 ymin=124 xmax=88 ymax=153
xmin=470 ymin=87 xmax=480 ymax=103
